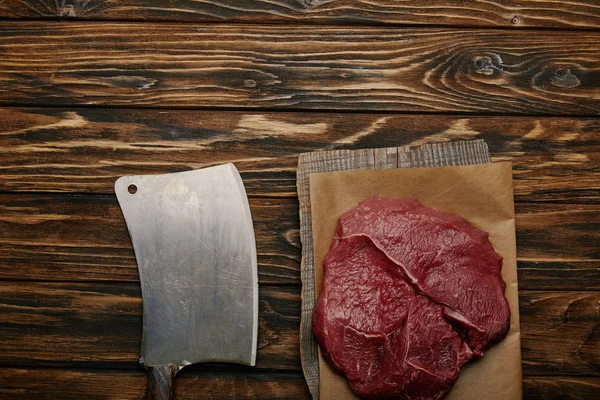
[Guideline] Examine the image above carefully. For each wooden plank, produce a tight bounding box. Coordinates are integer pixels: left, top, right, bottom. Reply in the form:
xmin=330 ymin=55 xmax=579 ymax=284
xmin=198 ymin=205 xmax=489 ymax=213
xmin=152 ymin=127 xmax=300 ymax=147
xmin=0 ymin=368 xmax=311 ymax=400
xmin=1 ymin=23 xmax=599 ymax=114
xmin=518 ymin=261 xmax=600 ymax=291
xmin=1 ymin=108 xmax=598 ymax=202
xmin=522 ymin=377 xmax=600 ymax=400
xmin=0 ymin=283 xmax=598 ymax=377
xmin=0 ymin=195 xmax=597 ymax=285
xmin=1 ymin=368 xmax=598 ymax=400
xmin=0 ymin=0 xmax=599 ymax=29
xmin=0 ymin=368 xmax=149 ymax=400
xmin=0 ymin=283 xmax=302 ymax=371
xmin=520 ymin=291 xmax=600 ymax=376
xmin=516 ymin=203 xmax=600 ymax=261
xmin=0 ymin=195 xmax=300 ymax=285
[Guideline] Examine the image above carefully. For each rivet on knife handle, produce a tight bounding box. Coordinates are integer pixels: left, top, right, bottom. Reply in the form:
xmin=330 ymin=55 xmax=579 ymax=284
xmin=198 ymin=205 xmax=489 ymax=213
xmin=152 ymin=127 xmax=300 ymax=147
xmin=115 ymin=163 xmax=259 ymax=400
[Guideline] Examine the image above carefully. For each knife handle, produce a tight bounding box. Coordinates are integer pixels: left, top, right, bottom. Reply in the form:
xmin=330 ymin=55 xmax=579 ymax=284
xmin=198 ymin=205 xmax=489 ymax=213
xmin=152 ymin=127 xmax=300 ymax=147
xmin=147 ymin=365 xmax=179 ymax=400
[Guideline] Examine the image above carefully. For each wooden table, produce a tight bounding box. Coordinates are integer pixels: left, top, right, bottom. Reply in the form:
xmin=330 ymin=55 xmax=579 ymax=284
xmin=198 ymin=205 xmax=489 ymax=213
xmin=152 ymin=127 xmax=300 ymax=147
xmin=0 ymin=2 xmax=598 ymax=399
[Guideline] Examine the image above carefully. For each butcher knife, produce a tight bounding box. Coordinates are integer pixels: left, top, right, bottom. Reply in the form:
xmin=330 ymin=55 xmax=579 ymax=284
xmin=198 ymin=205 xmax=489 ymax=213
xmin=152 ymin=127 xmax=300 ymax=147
xmin=114 ymin=163 xmax=258 ymax=400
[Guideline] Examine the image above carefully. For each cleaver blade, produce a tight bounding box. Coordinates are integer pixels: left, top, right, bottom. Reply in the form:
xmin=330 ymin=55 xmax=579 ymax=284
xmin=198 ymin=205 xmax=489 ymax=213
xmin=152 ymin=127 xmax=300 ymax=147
xmin=115 ymin=163 xmax=258 ymax=400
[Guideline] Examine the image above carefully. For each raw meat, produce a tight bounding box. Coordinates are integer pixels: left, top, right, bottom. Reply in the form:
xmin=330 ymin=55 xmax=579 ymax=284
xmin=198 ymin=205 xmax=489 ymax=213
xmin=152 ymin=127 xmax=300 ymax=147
xmin=313 ymin=197 xmax=510 ymax=399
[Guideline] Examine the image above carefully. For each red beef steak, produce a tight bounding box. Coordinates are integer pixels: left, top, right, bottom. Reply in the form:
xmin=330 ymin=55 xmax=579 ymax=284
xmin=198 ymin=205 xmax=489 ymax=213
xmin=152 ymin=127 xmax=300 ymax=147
xmin=313 ymin=197 xmax=510 ymax=399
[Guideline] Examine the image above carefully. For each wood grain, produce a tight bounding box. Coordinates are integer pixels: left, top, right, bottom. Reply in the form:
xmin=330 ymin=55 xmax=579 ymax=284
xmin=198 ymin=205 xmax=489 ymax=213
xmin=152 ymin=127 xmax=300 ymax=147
xmin=0 ymin=282 xmax=598 ymax=377
xmin=0 ymin=368 xmax=598 ymax=400
xmin=0 ymin=368 xmax=311 ymax=400
xmin=0 ymin=283 xmax=301 ymax=371
xmin=0 ymin=3 xmax=597 ymax=397
xmin=520 ymin=291 xmax=600 ymax=376
xmin=0 ymin=0 xmax=599 ymax=29
xmin=518 ymin=261 xmax=600 ymax=291
xmin=0 ymin=195 xmax=598 ymax=285
xmin=522 ymin=376 xmax=600 ymax=400
xmin=1 ymin=23 xmax=599 ymax=114
xmin=1 ymin=108 xmax=599 ymax=203
xmin=0 ymin=195 xmax=300 ymax=285
xmin=516 ymin=203 xmax=600 ymax=261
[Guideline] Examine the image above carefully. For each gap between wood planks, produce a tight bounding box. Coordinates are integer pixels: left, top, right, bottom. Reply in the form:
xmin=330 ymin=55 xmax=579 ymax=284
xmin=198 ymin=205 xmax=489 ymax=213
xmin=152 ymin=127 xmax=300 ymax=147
xmin=0 ymin=364 xmax=596 ymax=377
xmin=2 ymin=103 xmax=600 ymax=119
xmin=2 ymin=18 xmax=600 ymax=32
xmin=3 ymin=279 xmax=600 ymax=292
xmin=0 ymin=191 xmax=599 ymax=204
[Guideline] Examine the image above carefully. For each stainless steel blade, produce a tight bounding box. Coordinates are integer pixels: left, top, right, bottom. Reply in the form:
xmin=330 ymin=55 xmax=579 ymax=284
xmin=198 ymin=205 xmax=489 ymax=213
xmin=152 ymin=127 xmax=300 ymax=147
xmin=114 ymin=163 xmax=258 ymax=369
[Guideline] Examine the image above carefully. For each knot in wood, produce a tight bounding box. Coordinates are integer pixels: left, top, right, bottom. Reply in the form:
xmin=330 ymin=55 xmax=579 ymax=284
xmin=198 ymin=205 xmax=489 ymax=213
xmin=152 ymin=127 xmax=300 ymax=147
xmin=284 ymin=229 xmax=301 ymax=248
xmin=244 ymin=79 xmax=258 ymax=88
xmin=259 ymin=301 xmax=267 ymax=313
xmin=510 ymin=15 xmax=520 ymax=25
xmin=299 ymin=0 xmax=321 ymax=8
xmin=472 ymin=55 xmax=502 ymax=76
xmin=551 ymin=68 xmax=580 ymax=88
xmin=57 ymin=5 xmax=76 ymax=17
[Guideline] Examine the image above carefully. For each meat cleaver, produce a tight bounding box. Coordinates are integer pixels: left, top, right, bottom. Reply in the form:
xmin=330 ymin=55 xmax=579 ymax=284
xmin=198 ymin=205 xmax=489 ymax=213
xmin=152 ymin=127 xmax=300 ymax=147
xmin=114 ymin=163 xmax=258 ymax=400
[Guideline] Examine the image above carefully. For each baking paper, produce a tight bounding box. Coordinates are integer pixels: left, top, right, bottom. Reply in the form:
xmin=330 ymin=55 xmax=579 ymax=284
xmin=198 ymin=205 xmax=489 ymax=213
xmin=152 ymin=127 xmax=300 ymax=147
xmin=309 ymin=162 xmax=522 ymax=400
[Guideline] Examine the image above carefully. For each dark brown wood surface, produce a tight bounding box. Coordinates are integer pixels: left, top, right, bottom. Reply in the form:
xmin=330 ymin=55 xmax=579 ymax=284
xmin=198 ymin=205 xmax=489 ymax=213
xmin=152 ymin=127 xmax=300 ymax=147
xmin=1 ymin=283 xmax=598 ymax=376
xmin=1 ymin=109 xmax=598 ymax=202
xmin=1 ymin=23 xmax=599 ymax=114
xmin=0 ymin=0 xmax=599 ymax=29
xmin=0 ymin=2 xmax=598 ymax=400
xmin=0 ymin=368 xmax=313 ymax=400
xmin=1 ymin=369 xmax=598 ymax=400
xmin=1 ymin=195 xmax=598 ymax=286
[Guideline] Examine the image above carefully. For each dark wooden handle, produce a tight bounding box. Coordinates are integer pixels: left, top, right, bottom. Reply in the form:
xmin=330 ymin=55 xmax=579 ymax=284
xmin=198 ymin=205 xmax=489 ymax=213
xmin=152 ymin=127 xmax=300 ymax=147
xmin=147 ymin=365 xmax=179 ymax=400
